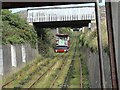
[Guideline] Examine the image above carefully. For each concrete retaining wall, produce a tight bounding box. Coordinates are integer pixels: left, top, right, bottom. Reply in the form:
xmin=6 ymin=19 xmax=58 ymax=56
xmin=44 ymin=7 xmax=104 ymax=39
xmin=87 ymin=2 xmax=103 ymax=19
xmin=80 ymin=47 xmax=112 ymax=88
xmin=0 ymin=44 xmax=38 ymax=76
xmin=0 ymin=45 xmax=3 ymax=75
xmin=3 ymin=44 xmax=12 ymax=75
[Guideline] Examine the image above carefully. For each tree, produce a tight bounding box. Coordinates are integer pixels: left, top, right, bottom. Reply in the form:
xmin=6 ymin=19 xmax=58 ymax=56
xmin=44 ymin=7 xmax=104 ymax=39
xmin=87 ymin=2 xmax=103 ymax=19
xmin=2 ymin=9 xmax=37 ymax=48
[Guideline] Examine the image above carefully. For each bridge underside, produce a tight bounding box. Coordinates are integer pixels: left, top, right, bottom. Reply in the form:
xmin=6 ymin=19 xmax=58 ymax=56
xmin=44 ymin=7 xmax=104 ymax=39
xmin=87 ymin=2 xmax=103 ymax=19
xmin=33 ymin=20 xmax=91 ymax=28
xmin=2 ymin=1 xmax=96 ymax=9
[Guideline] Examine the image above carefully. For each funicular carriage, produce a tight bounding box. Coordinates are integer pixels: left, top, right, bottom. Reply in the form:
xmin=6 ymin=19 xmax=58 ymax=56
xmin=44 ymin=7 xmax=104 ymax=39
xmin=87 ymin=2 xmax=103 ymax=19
xmin=54 ymin=34 xmax=70 ymax=53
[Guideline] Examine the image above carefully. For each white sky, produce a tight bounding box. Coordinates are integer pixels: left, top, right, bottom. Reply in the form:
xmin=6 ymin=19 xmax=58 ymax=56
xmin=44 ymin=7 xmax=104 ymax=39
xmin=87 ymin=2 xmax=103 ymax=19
xmin=9 ymin=1 xmax=105 ymax=13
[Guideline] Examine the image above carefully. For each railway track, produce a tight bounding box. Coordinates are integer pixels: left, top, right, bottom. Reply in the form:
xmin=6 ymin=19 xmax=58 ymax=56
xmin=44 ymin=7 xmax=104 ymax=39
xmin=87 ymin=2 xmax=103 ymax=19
xmin=27 ymin=61 xmax=57 ymax=90
xmin=2 ymin=58 xmax=50 ymax=88
xmin=2 ymin=55 xmax=62 ymax=89
xmin=61 ymin=35 xmax=83 ymax=89
xmin=49 ymin=60 xmax=67 ymax=89
xmin=61 ymin=36 xmax=77 ymax=89
xmin=3 ymin=33 xmax=82 ymax=89
xmin=2 ymin=35 xmax=74 ymax=89
xmin=2 ymin=79 xmax=15 ymax=88
xmin=49 ymin=36 xmax=75 ymax=89
xmin=78 ymin=36 xmax=83 ymax=88
xmin=79 ymin=57 xmax=83 ymax=88
xmin=27 ymin=52 xmax=69 ymax=89
xmin=49 ymin=55 xmax=68 ymax=90
xmin=62 ymin=59 xmax=74 ymax=90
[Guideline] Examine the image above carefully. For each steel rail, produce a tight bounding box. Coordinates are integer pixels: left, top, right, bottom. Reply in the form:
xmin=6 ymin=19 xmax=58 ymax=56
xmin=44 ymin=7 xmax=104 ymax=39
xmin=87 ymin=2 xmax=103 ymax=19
xmin=79 ymin=55 xmax=83 ymax=88
xmin=27 ymin=62 xmax=57 ymax=90
xmin=49 ymin=57 xmax=68 ymax=90
xmin=2 ymin=59 xmax=50 ymax=88
xmin=49 ymin=34 xmax=76 ymax=89
xmin=61 ymin=36 xmax=78 ymax=90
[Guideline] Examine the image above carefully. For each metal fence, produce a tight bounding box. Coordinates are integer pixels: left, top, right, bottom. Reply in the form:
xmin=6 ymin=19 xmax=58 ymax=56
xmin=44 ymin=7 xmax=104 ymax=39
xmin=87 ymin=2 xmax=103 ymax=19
xmin=0 ymin=44 xmax=38 ymax=76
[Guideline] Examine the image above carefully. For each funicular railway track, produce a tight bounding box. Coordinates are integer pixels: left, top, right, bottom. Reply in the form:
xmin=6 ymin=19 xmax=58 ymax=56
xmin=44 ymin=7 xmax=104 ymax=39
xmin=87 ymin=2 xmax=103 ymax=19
xmin=61 ymin=36 xmax=78 ymax=89
xmin=49 ymin=34 xmax=76 ymax=89
xmin=2 ymin=58 xmax=47 ymax=88
xmin=2 ymin=79 xmax=14 ymax=88
xmin=2 ymin=54 xmax=63 ymax=89
xmin=2 ymin=34 xmax=83 ymax=89
xmin=49 ymin=34 xmax=82 ymax=90
xmin=27 ymin=34 xmax=82 ymax=89
xmin=27 ymin=53 xmax=69 ymax=89
xmin=3 ymin=55 xmax=64 ymax=89
xmin=28 ymin=35 xmax=75 ymax=89
xmin=49 ymin=57 xmax=68 ymax=90
xmin=62 ymin=34 xmax=83 ymax=89
xmin=27 ymin=61 xmax=57 ymax=89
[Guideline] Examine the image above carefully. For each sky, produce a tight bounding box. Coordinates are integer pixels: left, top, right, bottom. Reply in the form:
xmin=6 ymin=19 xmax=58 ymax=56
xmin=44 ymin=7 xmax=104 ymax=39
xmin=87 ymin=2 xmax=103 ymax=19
xmin=9 ymin=1 xmax=105 ymax=13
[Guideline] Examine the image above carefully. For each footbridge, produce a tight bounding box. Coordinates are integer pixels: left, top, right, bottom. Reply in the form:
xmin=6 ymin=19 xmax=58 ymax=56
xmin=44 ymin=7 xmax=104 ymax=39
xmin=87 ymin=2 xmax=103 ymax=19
xmin=27 ymin=6 xmax=95 ymax=28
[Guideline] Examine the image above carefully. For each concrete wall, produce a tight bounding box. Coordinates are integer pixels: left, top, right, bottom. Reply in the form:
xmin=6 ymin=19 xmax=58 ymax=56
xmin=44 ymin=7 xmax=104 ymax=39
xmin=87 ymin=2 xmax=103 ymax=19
xmin=0 ymin=45 xmax=3 ymax=75
xmin=80 ymin=47 xmax=112 ymax=88
xmin=3 ymin=45 xmax=12 ymax=75
xmin=1 ymin=44 xmax=38 ymax=76
xmin=15 ymin=44 xmax=23 ymax=68
xmin=0 ymin=45 xmax=3 ymax=89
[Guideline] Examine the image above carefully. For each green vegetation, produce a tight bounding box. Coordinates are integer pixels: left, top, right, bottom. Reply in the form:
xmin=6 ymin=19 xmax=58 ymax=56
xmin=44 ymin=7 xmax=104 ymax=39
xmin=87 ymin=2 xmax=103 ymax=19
xmin=37 ymin=27 xmax=72 ymax=58
xmin=80 ymin=53 xmax=89 ymax=88
xmin=79 ymin=20 xmax=108 ymax=53
xmin=3 ymin=54 xmax=58 ymax=88
xmin=69 ymin=35 xmax=81 ymax=88
xmin=1 ymin=9 xmax=60 ymax=57
xmin=34 ymin=58 xmax=63 ymax=88
xmin=1 ymin=10 xmax=37 ymax=48
xmin=37 ymin=28 xmax=55 ymax=57
xmin=68 ymin=33 xmax=89 ymax=88
xmin=59 ymin=27 xmax=72 ymax=35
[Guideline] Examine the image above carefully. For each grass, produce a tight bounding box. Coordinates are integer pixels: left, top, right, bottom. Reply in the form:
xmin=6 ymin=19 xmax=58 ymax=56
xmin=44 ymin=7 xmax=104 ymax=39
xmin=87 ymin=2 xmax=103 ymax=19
xmin=3 ymin=55 xmax=42 ymax=83
xmin=53 ymin=59 xmax=72 ymax=88
xmin=80 ymin=54 xmax=89 ymax=88
xmin=69 ymin=35 xmax=81 ymax=88
xmin=4 ymin=57 xmax=49 ymax=88
xmin=2 ymin=54 xmax=58 ymax=88
xmin=34 ymin=59 xmax=63 ymax=88
xmin=69 ymin=58 xmax=81 ymax=88
xmin=79 ymin=20 xmax=108 ymax=53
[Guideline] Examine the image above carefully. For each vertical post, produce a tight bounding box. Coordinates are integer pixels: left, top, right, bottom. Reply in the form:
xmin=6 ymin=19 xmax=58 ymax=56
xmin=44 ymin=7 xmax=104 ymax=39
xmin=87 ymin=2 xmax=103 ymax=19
xmin=95 ymin=0 xmax=106 ymax=88
xmin=105 ymin=1 xmax=119 ymax=89
xmin=57 ymin=28 xmax=59 ymax=34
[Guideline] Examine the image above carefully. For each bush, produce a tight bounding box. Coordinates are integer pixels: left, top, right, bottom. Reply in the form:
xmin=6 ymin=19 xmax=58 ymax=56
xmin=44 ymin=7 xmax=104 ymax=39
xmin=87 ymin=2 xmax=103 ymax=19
xmin=1 ymin=9 xmax=37 ymax=48
xmin=79 ymin=20 xmax=108 ymax=53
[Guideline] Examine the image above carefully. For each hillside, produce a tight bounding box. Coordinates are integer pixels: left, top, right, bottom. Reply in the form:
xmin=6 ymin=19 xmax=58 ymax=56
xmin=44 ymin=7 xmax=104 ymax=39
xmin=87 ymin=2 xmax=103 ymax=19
xmin=16 ymin=10 xmax=27 ymax=20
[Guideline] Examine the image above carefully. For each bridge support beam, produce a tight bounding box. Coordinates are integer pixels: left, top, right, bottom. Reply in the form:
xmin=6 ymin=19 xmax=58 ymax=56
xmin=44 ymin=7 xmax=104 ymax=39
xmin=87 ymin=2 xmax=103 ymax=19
xmin=56 ymin=28 xmax=59 ymax=34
